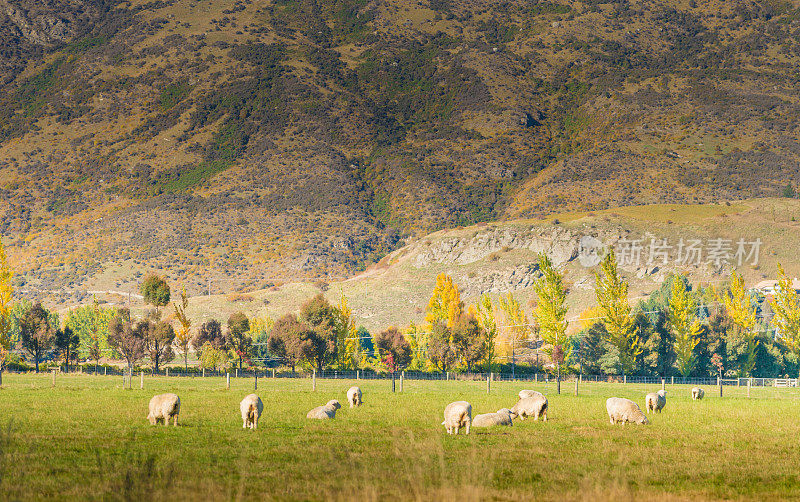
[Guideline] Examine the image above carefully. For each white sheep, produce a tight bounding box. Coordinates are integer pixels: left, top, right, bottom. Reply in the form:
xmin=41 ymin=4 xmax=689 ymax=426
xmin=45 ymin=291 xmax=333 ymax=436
xmin=606 ymin=397 xmax=649 ymax=425
xmin=442 ymin=401 xmax=472 ymax=435
xmin=307 ymin=399 xmax=342 ymax=419
xmin=518 ymin=389 xmax=545 ymax=400
xmin=645 ymin=389 xmax=667 ymax=413
xmin=147 ymin=393 xmax=180 ymax=427
xmin=240 ymin=394 xmax=264 ymax=429
xmin=691 ymin=387 xmax=704 ymax=400
xmin=510 ymin=394 xmax=548 ymax=421
xmin=347 ymin=386 xmax=362 ymax=408
xmin=472 ymin=408 xmax=514 ymax=428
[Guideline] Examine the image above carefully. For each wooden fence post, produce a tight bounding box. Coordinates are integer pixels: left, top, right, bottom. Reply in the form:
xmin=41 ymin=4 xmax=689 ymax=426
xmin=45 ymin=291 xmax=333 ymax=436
xmin=254 ymin=373 xmax=258 ymax=391
xmin=392 ymin=372 xmax=396 ymax=393
xmin=272 ymin=368 xmax=276 ymax=379
xmin=312 ymin=369 xmax=316 ymax=391
xmin=202 ymin=368 xmax=205 ymax=378
xmin=51 ymin=369 xmax=56 ymax=387
xmin=226 ymin=372 xmax=230 ymax=390
xmin=662 ymin=378 xmax=665 ymax=391
xmin=140 ymin=371 xmax=144 ymax=389
xmin=747 ymin=378 xmax=751 ymax=398
xmin=401 ymin=371 xmax=404 ymax=392
xmin=575 ymin=376 xmax=579 ymax=396
xmin=357 ymin=369 xmax=360 ymax=380
xmin=718 ymin=376 xmax=722 ymax=397
xmin=166 ymin=368 xmax=169 ymax=378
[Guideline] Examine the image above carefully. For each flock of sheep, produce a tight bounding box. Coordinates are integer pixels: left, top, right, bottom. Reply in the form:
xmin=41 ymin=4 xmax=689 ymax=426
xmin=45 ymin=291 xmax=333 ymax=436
xmin=144 ymin=385 xmax=706 ymax=431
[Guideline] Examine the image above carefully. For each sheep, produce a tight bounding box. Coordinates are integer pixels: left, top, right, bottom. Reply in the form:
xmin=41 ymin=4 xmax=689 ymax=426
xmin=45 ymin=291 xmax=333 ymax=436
xmin=510 ymin=394 xmax=548 ymax=421
xmin=307 ymin=399 xmax=342 ymax=419
xmin=691 ymin=387 xmax=705 ymax=400
xmin=606 ymin=397 xmax=649 ymax=425
xmin=645 ymin=389 xmax=667 ymax=413
xmin=240 ymin=394 xmax=263 ymax=429
xmin=347 ymin=386 xmax=362 ymax=408
xmin=147 ymin=393 xmax=180 ymax=427
xmin=472 ymin=408 xmax=514 ymax=428
xmin=442 ymin=401 xmax=472 ymax=435
xmin=518 ymin=389 xmax=545 ymax=400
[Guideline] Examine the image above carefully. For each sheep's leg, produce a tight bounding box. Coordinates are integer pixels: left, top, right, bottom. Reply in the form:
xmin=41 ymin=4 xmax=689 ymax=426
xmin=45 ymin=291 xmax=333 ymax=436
xmin=253 ymin=417 xmax=258 ymax=429
xmin=610 ymin=416 xmax=615 ymax=425
xmin=542 ymin=411 xmax=547 ymax=422
xmin=465 ymin=422 xmax=470 ymax=435
xmin=173 ymin=415 xmax=178 ymax=427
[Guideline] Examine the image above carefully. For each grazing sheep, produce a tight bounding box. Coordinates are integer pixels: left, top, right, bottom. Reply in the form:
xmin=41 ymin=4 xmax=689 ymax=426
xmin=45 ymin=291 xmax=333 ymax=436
xmin=307 ymin=399 xmax=342 ymax=419
xmin=347 ymin=386 xmax=362 ymax=408
xmin=645 ymin=389 xmax=667 ymax=413
xmin=606 ymin=397 xmax=649 ymax=425
xmin=442 ymin=401 xmax=472 ymax=435
xmin=147 ymin=393 xmax=180 ymax=427
xmin=472 ymin=408 xmax=514 ymax=428
xmin=692 ymin=387 xmax=705 ymax=400
xmin=510 ymin=394 xmax=548 ymax=421
xmin=518 ymin=389 xmax=545 ymax=400
xmin=240 ymin=394 xmax=264 ymax=429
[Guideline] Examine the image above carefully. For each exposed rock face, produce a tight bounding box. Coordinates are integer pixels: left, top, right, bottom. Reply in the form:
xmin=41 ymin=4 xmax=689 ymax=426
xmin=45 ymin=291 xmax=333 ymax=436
xmin=459 ymin=264 xmax=541 ymax=296
xmin=4 ymin=4 xmax=72 ymax=45
xmin=412 ymin=226 xmax=579 ymax=268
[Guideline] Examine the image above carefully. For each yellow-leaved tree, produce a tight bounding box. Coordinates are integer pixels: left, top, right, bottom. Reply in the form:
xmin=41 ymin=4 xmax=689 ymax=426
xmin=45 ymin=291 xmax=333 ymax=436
xmin=770 ymin=264 xmax=800 ymax=376
xmin=0 ymin=238 xmax=13 ymax=385
xmin=475 ymin=294 xmax=497 ymax=372
xmin=717 ymin=271 xmax=758 ymax=376
xmin=595 ymin=249 xmax=641 ymax=375
xmin=497 ymin=292 xmax=529 ymax=375
xmin=533 ymin=253 xmax=570 ymax=394
xmin=426 ymin=273 xmax=463 ymax=329
xmin=172 ymin=286 xmax=192 ymax=369
xmin=336 ymin=290 xmax=360 ymax=369
xmin=668 ymin=276 xmax=703 ymax=377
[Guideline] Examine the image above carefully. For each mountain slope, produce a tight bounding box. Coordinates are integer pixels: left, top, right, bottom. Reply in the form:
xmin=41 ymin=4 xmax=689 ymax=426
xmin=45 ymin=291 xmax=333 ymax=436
xmin=2 ymin=0 xmax=800 ymax=300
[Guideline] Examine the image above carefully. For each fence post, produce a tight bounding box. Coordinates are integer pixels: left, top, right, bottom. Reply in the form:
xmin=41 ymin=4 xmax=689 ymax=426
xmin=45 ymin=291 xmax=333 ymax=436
xmin=487 ymin=374 xmax=491 ymax=394
xmin=202 ymin=368 xmax=205 ymax=378
xmin=535 ymin=373 xmax=538 ymax=382
xmin=312 ymin=370 xmax=316 ymax=391
xmin=392 ymin=372 xmax=396 ymax=393
xmin=255 ymin=373 xmax=258 ymax=391
xmin=0 ymin=369 xmax=3 ymax=387
xmin=166 ymin=367 xmax=169 ymax=378
xmin=446 ymin=371 xmax=449 ymax=381
xmin=51 ymin=369 xmax=56 ymax=387
xmin=356 ymin=370 xmax=360 ymax=380
xmin=747 ymin=378 xmax=751 ymax=398
xmin=718 ymin=376 xmax=722 ymax=397
xmin=575 ymin=376 xmax=578 ymax=396
xmin=272 ymin=369 xmax=276 ymax=379
xmin=235 ymin=368 xmax=238 ymax=378
xmin=624 ymin=375 xmax=627 ymax=384
xmin=662 ymin=378 xmax=665 ymax=391
xmin=226 ymin=373 xmax=230 ymax=390
xmin=401 ymin=371 xmax=404 ymax=392
xmin=104 ymin=367 xmax=107 ymax=376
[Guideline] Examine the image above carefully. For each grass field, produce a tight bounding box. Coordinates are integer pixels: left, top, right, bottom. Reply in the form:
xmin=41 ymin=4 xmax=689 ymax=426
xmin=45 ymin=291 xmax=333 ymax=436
xmin=2 ymin=374 xmax=800 ymax=501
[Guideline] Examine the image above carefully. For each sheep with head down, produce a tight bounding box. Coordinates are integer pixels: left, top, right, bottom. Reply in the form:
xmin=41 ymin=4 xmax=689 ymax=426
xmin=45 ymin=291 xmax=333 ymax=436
xmin=307 ymin=399 xmax=342 ymax=419
xmin=472 ymin=408 xmax=513 ymax=428
xmin=518 ymin=389 xmax=545 ymax=400
xmin=442 ymin=401 xmax=472 ymax=435
xmin=347 ymin=386 xmax=362 ymax=408
xmin=240 ymin=394 xmax=263 ymax=429
xmin=606 ymin=397 xmax=649 ymax=425
xmin=645 ymin=389 xmax=667 ymax=413
xmin=691 ymin=387 xmax=704 ymax=400
xmin=510 ymin=393 xmax=548 ymax=421
xmin=147 ymin=393 xmax=180 ymax=427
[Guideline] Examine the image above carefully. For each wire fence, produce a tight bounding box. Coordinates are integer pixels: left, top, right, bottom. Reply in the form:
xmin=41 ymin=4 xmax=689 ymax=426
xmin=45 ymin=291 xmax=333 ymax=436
xmin=5 ymin=366 xmax=798 ymax=388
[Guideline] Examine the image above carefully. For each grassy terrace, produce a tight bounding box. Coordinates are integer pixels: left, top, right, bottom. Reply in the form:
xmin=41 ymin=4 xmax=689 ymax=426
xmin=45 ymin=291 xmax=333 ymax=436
xmin=1 ymin=374 xmax=799 ymax=500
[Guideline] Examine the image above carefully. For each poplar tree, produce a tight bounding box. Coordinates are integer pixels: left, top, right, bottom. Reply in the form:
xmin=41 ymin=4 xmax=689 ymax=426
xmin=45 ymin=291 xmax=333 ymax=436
xmin=426 ymin=273 xmax=463 ymax=328
xmin=475 ymin=294 xmax=498 ymax=371
xmin=718 ymin=271 xmax=758 ymax=376
xmin=668 ymin=276 xmax=703 ymax=377
xmin=172 ymin=287 xmax=192 ymax=369
xmin=497 ymin=292 xmax=529 ymax=375
xmin=0 ymin=239 xmax=14 ymax=384
xmin=595 ymin=249 xmax=641 ymax=375
xmin=533 ymin=253 xmax=570 ymax=394
xmin=770 ymin=264 xmax=800 ymax=376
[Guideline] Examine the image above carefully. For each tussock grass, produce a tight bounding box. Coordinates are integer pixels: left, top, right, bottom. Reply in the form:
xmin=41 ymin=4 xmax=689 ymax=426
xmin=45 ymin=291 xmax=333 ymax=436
xmin=2 ymin=374 xmax=800 ymax=500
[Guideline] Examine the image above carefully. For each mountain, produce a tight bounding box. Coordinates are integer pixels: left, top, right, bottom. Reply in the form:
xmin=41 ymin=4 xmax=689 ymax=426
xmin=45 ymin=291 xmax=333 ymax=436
xmin=2 ymin=0 xmax=800 ymax=304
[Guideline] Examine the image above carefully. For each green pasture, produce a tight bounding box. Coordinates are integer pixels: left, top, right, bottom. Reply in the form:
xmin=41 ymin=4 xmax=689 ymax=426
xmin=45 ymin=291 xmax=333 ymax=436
xmin=1 ymin=374 xmax=800 ymax=501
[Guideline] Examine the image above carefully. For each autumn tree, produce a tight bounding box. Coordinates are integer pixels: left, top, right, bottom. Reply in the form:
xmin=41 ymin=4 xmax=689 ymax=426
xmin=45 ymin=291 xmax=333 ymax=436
xmin=172 ymin=287 xmax=192 ymax=369
xmin=227 ymin=312 xmax=252 ymax=370
xmin=426 ymin=273 xmax=463 ymax=328
xmin=428 ymin=322 xmax=457 ymax=372
xmin=137 ymin=318 xmax=175 ymax=372
xmin=267 ymin=314 xmax=306 ymax=371
xmin=299 ymin=294 xmax=338 ymax=371
xmin=534 ymin=253 xmax=571 ymax=394
xmin=65 ymin=298 xmax=115 ymax=371
xmin=668 ymin=276 xmax=703 ymax=376
xmin=497 ymin=292 xmax=529 ymax=374
xmin=336 ymin=291 xmax=359 ymax=369
xmin=475 ymin=294 xmax=498 ymax=371
xmin=451 ymin=313 xmax=487 ymax=373
xmin=108 ymin=309 xmax=145 ymax=373
xmin=54 ymin=326 xmax=80 ymax=372
xmin=375 ymin=326 xmax=412 ymax=372
xmin=19 ymin=303 xmax=56 ymax=372
xmin=770 ymin=263 xmax=800 ymax=375
xmin=192 ymin=319 xmax=225 ymax=361
xmin=717 ymin=271 xmax=758 ymax=376
xmin=595 ymin=249 xmax=641 ymax=376
xmin=0 ymin=238 xmax=14 ymax=384
xmin=140 ymin=274 xmax=171 ymax=315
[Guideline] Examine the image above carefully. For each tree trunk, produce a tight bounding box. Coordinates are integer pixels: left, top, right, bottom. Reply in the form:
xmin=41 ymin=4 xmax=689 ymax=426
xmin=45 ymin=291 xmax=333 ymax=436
xmin=556 ymin=362 xmax=561 ymax=395
xmin=184 ymin=353 xmax=188 ymax=370
xmin=35 ymin=353 xmax=40 ymax=373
